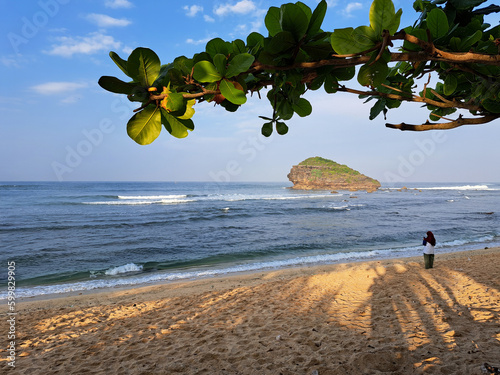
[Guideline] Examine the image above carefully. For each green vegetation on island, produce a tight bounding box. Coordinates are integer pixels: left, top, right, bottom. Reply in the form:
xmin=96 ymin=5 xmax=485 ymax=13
xmin=288 ymin=157 xmax=380 ymax=191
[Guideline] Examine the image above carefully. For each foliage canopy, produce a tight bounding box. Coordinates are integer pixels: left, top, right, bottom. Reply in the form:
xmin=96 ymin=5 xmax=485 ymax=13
xmin=98 ymin=0 xmax=500 ymax=145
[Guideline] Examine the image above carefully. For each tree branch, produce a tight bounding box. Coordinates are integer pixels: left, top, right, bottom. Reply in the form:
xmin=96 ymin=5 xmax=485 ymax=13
xmin=386 ymin=114 xmax=500 ymax=131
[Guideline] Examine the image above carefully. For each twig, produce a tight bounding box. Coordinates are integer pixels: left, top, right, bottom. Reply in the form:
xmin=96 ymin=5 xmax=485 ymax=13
xmin=386 ymin=114 xmax=500 ymax=131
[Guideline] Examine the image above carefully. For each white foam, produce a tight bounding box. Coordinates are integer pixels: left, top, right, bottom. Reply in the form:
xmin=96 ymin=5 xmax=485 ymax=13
xmin=417 ymin=185 xmax=493 ymax=191
xmin=2 ymin=234 xmax=497 ymax=301
xmin=118 ymin=195 xmax=187 ymax=200
xmin=84 ymin=199 xmax=195 ymax=205
xmin=105 ymin=263 xmax=143 ymax=276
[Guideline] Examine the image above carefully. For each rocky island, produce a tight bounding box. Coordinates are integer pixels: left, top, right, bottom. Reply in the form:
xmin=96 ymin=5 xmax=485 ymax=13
xmin=287 ymin=157 xmax=381 ymax=192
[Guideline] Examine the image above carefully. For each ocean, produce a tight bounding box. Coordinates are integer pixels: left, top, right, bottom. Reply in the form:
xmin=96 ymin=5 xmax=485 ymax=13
xmin=1 ymin=181 xmax=499 ymax=300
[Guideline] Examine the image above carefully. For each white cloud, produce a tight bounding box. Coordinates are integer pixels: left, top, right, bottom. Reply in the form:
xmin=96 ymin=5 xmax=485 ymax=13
xmin=85 ymin=14 xmax=131 ymax=27
xmin=44 ymin=32 xmax=121 ymax=58
xmin=204 ymin=14 xmax=215 ymax=22
xmin=105 ymin=0 xmax=133 ymax=9
xmin=122 ymin=46 xmax=133 ymax=55
xmin=186 ymin=37 xmax=213 ymax=45
xmin=1 ymin=56 xmax=20 ymax=68
xmin=31 ymin=82 xmax=88 ymax=95
xmin=326 ymin=0 xmax=339 ymax=7
xmin=183 ymin=5 xmax=203 ymax=17
xmin=214 ymin=0 xmax=256 ymax=16
xmin=343 ymin=2 xmax=363 ymax=16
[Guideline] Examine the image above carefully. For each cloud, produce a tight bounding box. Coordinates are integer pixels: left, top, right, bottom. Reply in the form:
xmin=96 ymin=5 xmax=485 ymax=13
xmin=85 ymin=13 xmax=131 ymax=27
xmin=105 ymin=0 xmax=133 ymax=9
xmin=214 ymin=0 xmax=256 ymax=16
xmin=325 ymin=0 xmax=339 ymax=6
xmin=204 ymin=14 xmax=215 ymax=22
xmin=186 ymin=37 xmax=213 ymax=45
xmin=31 ymin=82 xmax=88 ymax=95
xmin=1 ymin=56 xmax=20 ymax=68
xmin=342 ymin=2 xmax=363 ymax=16
xmin=183 ymin=5 xmax=203 ymax=17
xmin=44 ymin=32 xmax=121 ymax=58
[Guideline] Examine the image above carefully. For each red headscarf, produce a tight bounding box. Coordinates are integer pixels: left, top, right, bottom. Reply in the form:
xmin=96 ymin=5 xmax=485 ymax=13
xmin=425 ymin=231 xmax=436 ymax=246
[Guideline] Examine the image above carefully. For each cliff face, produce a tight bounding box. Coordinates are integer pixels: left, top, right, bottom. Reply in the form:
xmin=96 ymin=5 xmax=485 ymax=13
xmin=287 ymin=157 xmax=381 ymax=192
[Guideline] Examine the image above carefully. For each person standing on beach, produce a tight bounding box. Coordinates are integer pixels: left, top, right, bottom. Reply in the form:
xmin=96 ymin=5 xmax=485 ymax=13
xmin=423 ymin=231 xmax=436 ymax=269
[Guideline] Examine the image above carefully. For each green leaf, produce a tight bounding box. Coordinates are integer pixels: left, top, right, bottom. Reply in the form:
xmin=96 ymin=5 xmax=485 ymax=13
xmin=460 ymin=30 xmax=482 ymax=50
xmin=280 ymin=3 xmax=309 ymax=41
xmin=213 ymin=54 xmax=227 ymax=77
xmin=483 ymin=99 xmax=500 ymax=113
xmin=296 ymin=2 xmax=312 ymax=22
xmin=307 ymin=0 xmax=327 ymax=36
xmin=206 ymin=38 xmax=230 ymax=58
xmin=266 ymin=31 xmax=297 ymax=54
xmin=153 ymin=63 xmax=174 ymax=87
xmin=173 ymin=56 xmax=193 ymax=75
xmin=161 ymin=109 xmax=192 ymax=138
xmin=369 ymin=0 xmax=396 ymax=37
xmin=450 ymin=37 xmax=461 ymax=51
xmin=98 ymin=76 xmax=137 ymax=95
xmin=232 ymin=39 xmax=246 ymax=54
xmin=265 ymin=7 xmax=281 ymax=36
xmin=247 ymin=32 xmax=265 ymax=48
xmin=331 ymin=28 xmax=374 ymax=55
xmin=220 ymin=100 xmax=240 ymax=112
xmin=261 ymin=121 xmax=273 ymax=137
xmin=444 ymin=74 xmax=458 ymax=96
xmin=109 ymin=51 xmax=129 ymax=76
xmin=449 ymin=0 xmax=487 ymax=10
xmin=324 ymin=74 xmax=338 ymax=93
xmin=354 ymin=26 xmax=378 ymax=45
xmin=276 ymin=121 xmax=289 ymax=135
xmin=277 ymin=99 xmax=294 ymax=120
xmin=330 ymin=28 xmax=356 ymax=54
xmin=333 ymin=66 xmax=356 ymax=81
xmin=127 ymin=105 xmax=161 ymax=145
xmin=219 ymin=79 xmax=247 ymax=105
xmin=387 ymin=8 xmax=402 ymax=35
xmin=225 ymin=53 xmax=255 ymax=78
xmin=162 ymin=92 xmax=187 ymax=116
xmin=292 ymin=98 xmax=312 ymax=117
xmin=369 ymin=99 xmax=386 ymax=120
xmin=357 ymin=60 xmax=389 ymax=87
xmin=427 ymin=8 xmax=449 ymax=39
xmin=178 ymin=99 xmax=196 ymax=120
xmin=193 ymin=61 xmax=222 ymax=83
xmin=127 ymin=48 xmax=161 ymax=86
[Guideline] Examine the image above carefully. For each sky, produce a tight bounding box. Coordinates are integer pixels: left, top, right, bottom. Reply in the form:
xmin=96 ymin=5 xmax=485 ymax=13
xmin=1 ymin=0 xmax=499 ymax=184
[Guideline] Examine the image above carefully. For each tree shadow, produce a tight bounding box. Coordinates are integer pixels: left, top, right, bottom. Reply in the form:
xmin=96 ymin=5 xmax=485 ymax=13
xmin=7 ymin=251 xmax=500 ymax=374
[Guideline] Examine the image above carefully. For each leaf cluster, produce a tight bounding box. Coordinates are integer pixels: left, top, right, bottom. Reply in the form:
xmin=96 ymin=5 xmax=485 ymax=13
xmin=98 ymin=0 xmax=500 ymax=144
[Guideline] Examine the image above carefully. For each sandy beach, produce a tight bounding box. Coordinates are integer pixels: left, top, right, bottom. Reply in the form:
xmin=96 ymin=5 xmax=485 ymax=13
xmin=2 ymin=248 xmax=500 ymax=374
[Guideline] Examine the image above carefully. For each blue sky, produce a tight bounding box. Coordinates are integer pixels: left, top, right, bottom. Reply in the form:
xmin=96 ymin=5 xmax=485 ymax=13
xmin=1 ymin=0 xmax=499 ymax=183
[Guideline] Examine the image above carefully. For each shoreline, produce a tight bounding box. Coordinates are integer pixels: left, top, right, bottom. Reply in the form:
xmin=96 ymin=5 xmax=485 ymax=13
xmin=7 ymin=245 xmax=498 ymax=305
xmin=5 ymin=243 xmax=499 ymax=304
xmin=3 ymin=247 xmax=499 ymax=374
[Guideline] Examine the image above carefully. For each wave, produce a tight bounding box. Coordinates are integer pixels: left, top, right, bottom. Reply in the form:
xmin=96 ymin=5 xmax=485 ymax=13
xmin=416 ymin=184 xmax=495 ymax=191
xmin=117 ymin=194 xmax=188 ymax=200
xmin=224 ymin=193 xmax=340 ymax=202
xmin=104 ymin=263 xmax=143 ymax=276
xmin=1 ymin=234 xmax=498 ymax=300
xmin=84 ymin=198 xmax=196 ymax=205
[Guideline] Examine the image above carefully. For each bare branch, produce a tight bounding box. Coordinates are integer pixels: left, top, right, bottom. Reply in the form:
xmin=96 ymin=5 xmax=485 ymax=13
xmin=336 ymin=85 xmax=481 ymax=111
xmin=386 ymin=114 xmax=500 ymax=131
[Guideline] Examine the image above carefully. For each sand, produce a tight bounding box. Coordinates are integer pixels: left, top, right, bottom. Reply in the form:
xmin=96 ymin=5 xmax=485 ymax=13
xmin=1 ymin=248 xmax=500 ymax=374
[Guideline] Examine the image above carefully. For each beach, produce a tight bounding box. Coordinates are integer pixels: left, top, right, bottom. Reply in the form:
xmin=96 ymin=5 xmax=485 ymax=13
xmin=2 ymin=247 xmax=499 ymax=374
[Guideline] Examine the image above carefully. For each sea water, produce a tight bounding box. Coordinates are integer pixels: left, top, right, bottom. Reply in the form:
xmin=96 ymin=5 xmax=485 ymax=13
xmin=1 ymin=181 xmax=499 ymax=299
